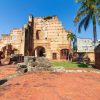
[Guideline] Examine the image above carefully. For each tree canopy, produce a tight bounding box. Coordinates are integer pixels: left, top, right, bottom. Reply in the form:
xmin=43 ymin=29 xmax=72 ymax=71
xmin=74 ymin=0 xmax=100 ymax=44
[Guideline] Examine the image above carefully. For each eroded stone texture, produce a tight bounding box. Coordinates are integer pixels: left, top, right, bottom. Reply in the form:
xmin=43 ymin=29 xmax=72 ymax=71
xmin=16 ymin=57 xmax=52 ymax=73
xmin=0 ymin=15 xmax=71 ymax=61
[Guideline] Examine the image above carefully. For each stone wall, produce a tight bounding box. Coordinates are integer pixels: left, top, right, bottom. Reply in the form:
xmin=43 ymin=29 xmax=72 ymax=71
xmin=0 ymin=15 xmax=72 ymax=61
xmin=32 ymin=16 xmax=71 ymax=60
xmin=10 ymin=28 xmax=24 ymax=54
xmin=0 ymin=28 xmax=24 ymax=55
xmin=87 ymin=52 xmax=95 ymax=62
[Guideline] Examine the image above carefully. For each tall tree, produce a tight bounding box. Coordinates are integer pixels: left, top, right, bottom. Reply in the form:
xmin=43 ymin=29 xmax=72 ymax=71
xmin=67 ymin=33 xmax=77 ymax=51
xmin=74 ymin=0 xmax=100 ymax=45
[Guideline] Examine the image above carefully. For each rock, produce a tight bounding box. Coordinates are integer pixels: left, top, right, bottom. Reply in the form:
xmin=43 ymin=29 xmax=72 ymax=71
xmin=27 ymin=60 xmax=37 ymax=67
xmin=16 ymin=63 xmax=28 ymax=73
xmin=1 ymin=57 xmax=10 ymax=65
xmin=27 ymin=57 xmax=52 ymax=72
xmin=17 ymin=68 xmax=28 ymax=74
xmin=17 ymin=63 xmax=27 ymax=69
xmin=51 ymin=67 xmax=66 ymax=72
xmin=10 ymin=54 xmax=19 ymax=64
xmin=35 ymin=57 xmax=51 ymax=68
xmin=16 ymin=56 xmax=52 ymax=73
xmin=24 ymin=56 xmax=36 ymax=66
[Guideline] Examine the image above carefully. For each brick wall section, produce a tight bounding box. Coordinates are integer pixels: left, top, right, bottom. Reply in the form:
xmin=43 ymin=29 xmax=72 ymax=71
xmin=87 ymin=53 xmax=95 ymax=62
xmin=0 ymin=28 xmax=24 ymax=54
xmin=24 ymin=16 xmax=72 ymax=60
xmin=33 ymin=16 xmax=71 ymax=60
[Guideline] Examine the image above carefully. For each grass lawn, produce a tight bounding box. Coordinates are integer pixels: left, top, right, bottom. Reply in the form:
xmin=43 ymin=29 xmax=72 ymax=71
xmin=51 ymin=61 xmax=91 ymax=68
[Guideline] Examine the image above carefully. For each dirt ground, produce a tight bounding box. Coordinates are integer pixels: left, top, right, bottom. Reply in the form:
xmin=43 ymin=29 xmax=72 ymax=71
xmin=0 ymin=65 xmax=100 ymax=100
xmin=0 ymin=65 xmax=16 ymax=79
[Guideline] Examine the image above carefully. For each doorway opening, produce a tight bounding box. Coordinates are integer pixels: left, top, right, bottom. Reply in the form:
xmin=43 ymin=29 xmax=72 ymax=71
xmin=35 ymin=46 xmax=45 ymax=57
xmin=60 ymin=49 xmax=69 ymax=60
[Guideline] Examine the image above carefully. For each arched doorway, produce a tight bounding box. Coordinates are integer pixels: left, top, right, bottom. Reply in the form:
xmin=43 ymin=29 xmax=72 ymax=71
xmin=35 ymin=46 xmax=46 ymax=57
xmin=60 ymin=49 xmax=69 ymax=60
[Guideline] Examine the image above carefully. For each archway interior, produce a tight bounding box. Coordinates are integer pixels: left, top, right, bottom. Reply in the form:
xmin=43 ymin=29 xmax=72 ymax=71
xmin=35 ymin=47 xmax=45 ymax=57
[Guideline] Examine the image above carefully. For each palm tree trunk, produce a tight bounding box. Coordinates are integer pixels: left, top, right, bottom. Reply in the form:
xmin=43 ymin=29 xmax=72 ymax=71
xmin=93 ymin=19 xmax=97 ymax=64
xmin=92 ymin=17 xmax=97 ymax=47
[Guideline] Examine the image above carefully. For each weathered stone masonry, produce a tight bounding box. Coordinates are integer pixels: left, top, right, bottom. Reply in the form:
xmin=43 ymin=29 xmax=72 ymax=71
xmin=0 ymin=15 xmax=71 ymax=61
xmin=24 ymin=15 xmax=71 ymax=60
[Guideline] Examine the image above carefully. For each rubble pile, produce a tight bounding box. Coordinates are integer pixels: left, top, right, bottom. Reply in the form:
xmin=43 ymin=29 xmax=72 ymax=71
xmin=17 ymin=56 xmax=52 ymax=73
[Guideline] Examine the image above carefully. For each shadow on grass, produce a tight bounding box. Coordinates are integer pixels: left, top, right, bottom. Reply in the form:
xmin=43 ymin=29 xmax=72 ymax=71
xmin=0 ymin=79 xmax=8 ymax=85
xmin=77 ymin=63 xmax=89 ymax=68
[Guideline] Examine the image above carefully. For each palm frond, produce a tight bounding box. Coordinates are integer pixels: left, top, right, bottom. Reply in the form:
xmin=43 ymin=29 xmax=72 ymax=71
xmin=67 ymin=33 xmax=76 ymax=41
xmin=78 ymin=16 xmax=87 ymax=32
xmin=75 ymin=0 xmax=99 ymax=43
xmin=78 ymin=3 xmax=86 ymax=11
xmin=84 ymin=14 xmax=91 ymax=30
xmin=74 ymin=9 xmax=88 ymax=23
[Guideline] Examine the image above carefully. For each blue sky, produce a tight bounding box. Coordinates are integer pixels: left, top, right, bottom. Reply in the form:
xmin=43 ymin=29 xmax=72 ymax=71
xmin=0 ymin=0 xmax=100 ymax=39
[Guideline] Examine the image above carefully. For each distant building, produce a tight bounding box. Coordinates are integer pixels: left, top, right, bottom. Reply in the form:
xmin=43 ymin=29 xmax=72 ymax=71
xmin=77 ymin=38 xmax=94 ymax=52
xmin=76 ymin=38 xmax=100 ymax=62
xmin=0 ymin=15 xmax=72 ymax=61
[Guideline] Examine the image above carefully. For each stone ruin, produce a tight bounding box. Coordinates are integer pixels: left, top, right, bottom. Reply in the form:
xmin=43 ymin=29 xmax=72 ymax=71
xmin=16 ymin=56 xmax=66 ymax=73
xmin=16 ymin=56 xmax=53 ymax=73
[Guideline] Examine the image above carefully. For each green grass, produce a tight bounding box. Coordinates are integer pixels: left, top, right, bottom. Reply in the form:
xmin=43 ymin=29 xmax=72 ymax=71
xmin=51 ymin=61 xmax=91 ymax=68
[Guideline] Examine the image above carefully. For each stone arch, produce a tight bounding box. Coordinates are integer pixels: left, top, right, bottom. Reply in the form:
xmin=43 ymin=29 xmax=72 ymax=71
xmin=35 ymin=46 xmax=46 ymax=57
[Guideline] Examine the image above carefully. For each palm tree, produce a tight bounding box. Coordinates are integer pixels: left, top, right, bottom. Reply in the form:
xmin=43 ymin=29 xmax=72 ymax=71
xmin=67 ymin=33 xmax=77 ymax=51
xmin=67 ymin=33 xmax=76 ymax=41
xmin=74 ymin=0 xmax=100 ymax=45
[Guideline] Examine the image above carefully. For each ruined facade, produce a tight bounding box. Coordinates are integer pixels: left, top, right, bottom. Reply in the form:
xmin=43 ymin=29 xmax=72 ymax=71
xmin=0 ymin=28 xmax=24 ymax=54
xmin=10 ymin=28 xmax=24 ymax=54
xmin=24 ymin=16 xmax=71 ymax=60
xmin=0 ymin=15 xmax=71 ymax=60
